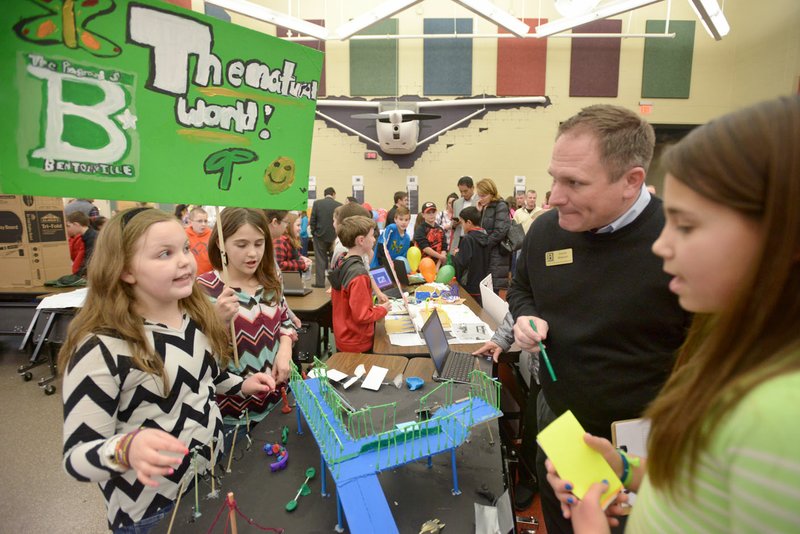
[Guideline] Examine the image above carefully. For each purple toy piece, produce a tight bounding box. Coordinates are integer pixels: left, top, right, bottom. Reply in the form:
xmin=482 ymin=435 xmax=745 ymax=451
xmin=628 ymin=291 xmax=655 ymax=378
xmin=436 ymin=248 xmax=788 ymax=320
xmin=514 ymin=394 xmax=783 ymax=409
xmin=263 ymin=442 xmax=289 ymax=471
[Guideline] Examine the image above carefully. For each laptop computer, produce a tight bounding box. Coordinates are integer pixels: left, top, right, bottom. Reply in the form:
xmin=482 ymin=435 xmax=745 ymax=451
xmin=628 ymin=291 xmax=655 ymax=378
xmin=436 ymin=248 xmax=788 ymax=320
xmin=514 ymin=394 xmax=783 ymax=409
xmin=282 ymin=271 xmax=312 ymax=296
xmin=392 ymin=259 xmax=411 ymax=286
xmin=369 ymin=266 xmax=404 ymax=298
xmin=420 ymin=309 xmax=477 ymax=384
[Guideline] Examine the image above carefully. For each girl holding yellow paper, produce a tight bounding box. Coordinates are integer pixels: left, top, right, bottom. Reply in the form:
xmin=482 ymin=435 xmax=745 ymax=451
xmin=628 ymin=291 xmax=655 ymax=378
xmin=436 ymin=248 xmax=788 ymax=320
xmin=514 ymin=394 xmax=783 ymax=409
xmin=546 ymin=96 xmax=800 ymax=533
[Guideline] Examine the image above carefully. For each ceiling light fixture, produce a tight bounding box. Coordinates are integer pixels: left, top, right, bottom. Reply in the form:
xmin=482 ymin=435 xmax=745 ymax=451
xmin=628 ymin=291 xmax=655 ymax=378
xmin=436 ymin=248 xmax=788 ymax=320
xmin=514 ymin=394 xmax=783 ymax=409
xmin=335 ymin=0 xmax=424 ymax=40
xmin=687 ymin=0 xmax=729 ymax=40
xmin=205 ymin=0 xmax=329 ymax=40
xmin=453 ymin=0 xmax=530 ymax=37
xmin=535 ymin=0 xmax=663 ymax=37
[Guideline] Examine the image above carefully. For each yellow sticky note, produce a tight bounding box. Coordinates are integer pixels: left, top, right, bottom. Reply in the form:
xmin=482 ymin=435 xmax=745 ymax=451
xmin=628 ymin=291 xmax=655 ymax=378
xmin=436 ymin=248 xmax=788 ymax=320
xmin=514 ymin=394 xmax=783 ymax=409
xmin=537 ymin=410 xmax=622 ymax=509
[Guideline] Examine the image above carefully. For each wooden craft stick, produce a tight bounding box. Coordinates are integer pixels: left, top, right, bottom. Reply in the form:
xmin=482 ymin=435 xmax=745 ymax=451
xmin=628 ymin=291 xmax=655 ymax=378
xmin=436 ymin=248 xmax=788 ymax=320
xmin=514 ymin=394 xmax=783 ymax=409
xmin=215 ymin=206 xmax=240 ymax=368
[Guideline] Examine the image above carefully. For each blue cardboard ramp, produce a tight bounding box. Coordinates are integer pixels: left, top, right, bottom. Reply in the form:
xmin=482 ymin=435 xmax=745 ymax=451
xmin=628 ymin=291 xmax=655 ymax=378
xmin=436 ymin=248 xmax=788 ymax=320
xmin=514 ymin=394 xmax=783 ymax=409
xmin=337 ymin=474 xmax=399 ymax=534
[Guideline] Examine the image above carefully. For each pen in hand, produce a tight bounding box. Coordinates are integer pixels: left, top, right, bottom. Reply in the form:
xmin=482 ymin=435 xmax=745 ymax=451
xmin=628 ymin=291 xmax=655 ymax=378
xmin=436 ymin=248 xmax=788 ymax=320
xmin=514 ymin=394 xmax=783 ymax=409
xmin=530 ymin=319 xmax=557 ymax=382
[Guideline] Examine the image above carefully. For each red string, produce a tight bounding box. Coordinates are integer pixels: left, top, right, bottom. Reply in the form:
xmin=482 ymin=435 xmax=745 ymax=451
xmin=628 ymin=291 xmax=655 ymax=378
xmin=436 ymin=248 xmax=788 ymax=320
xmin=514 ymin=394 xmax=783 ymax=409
xmin=206 ymin=500 xmax=229 ymax=534
xmin=233 ymin=502 xmax=284 ymax=533
xmin=204 ymin=496 xmax=284 ymax=533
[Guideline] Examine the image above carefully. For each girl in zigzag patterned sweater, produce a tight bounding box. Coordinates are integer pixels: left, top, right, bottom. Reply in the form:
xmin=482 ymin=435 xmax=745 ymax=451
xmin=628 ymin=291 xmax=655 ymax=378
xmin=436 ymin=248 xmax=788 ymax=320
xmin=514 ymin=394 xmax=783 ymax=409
xmin=198 ymin=208 xmax=297 ymax=439
xmin=59 ymin=208 xmax=276 ymax=532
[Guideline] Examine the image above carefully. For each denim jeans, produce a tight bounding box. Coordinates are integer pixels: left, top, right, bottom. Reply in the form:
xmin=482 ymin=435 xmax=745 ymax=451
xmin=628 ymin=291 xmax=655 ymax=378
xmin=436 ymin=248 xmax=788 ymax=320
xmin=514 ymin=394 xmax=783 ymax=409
xmin=113 ymin=502 xmax=174 ymax=534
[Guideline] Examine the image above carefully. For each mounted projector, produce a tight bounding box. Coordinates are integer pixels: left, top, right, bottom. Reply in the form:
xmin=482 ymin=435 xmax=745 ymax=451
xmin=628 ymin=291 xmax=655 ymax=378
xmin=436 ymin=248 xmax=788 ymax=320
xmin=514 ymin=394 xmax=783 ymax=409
xmin=352 ymin=108 xmax=441 ymax=155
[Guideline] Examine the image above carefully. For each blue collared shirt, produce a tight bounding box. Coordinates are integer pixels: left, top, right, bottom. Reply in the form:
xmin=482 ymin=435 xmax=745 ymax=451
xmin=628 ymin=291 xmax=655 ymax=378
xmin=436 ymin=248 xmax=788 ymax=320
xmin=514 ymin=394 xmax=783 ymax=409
xmin=593 ymin=184 xmax=651 ymax=234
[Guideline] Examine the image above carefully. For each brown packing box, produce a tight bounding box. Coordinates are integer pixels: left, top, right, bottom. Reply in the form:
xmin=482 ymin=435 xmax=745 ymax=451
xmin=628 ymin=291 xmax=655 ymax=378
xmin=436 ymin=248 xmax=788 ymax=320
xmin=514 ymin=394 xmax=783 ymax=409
xmin=0 ymin=195 xmax=72 ymax=287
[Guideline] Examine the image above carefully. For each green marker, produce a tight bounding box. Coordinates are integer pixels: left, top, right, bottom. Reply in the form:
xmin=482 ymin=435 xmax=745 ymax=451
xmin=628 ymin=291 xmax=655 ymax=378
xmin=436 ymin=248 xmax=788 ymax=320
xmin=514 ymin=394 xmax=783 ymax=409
xmin=530 ymin=319 xmax=557 ymax=382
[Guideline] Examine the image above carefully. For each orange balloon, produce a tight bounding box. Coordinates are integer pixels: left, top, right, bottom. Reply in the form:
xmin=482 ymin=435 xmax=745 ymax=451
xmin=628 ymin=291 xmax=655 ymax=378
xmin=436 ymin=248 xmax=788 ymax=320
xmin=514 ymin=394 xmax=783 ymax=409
xmin=419 ymin=257 xmax=437 ymax=283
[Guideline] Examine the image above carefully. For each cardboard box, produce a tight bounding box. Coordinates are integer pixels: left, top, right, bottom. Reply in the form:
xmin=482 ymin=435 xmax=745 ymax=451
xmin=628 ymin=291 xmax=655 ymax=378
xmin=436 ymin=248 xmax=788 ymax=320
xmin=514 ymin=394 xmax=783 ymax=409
xmin=0 ymin=195 xmax=72 ymax=287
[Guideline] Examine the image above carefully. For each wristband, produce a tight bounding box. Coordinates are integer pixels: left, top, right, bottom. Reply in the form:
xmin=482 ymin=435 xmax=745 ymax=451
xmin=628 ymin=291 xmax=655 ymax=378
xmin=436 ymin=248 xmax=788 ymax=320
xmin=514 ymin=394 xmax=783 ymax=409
xmin=617 ymin=449 xmax=640 ymax=488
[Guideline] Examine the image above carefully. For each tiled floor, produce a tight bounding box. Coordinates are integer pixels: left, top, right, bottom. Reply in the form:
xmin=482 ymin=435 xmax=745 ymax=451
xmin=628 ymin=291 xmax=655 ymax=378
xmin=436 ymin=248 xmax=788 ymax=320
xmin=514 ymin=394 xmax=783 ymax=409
xmin=0 ymin=340 xmax=108 ymax=533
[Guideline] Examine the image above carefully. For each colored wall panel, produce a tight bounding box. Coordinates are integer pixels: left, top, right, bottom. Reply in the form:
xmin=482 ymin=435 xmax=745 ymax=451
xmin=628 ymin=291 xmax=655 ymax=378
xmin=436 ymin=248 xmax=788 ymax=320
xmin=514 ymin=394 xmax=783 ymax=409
xmin=642 ymin=20 xmax=696 ymax=99
xmin=203 ymin=2 xmax=230 ymax=22
xmin=569 ymin=19 xmax=622 ymax=97
xmin=164 ymin=0 xmax=191 ymax=8
xmin=424 ymin=18 xmax=473 ymax=96
xmin=497 ymin=18 xmax=547 ymax=96
xmin=350 ymin=19 xmax=398 ymax=96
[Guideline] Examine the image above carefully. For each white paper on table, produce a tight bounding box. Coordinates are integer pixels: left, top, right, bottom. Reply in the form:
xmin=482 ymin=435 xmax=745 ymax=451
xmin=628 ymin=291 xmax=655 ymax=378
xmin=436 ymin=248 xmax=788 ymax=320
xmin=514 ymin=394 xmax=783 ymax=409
xmin=361 ymin=365 xmax=388 ymax=390
xmin=307 ymin=368 xmax=324 ymax=379
xmin=388 ymin=333 xmax=425 ymax=346
xmin=451 ymin=322 xmax=494 ymax=342
xmin=354 ymin=364 xmax=366 ymax=377
xmin=325 ymin=369 xmax=349 ymax=383
xmin=342 ymin=375 xmax=360 ymax=389
xmin=37 ymin=288 xmax=88 ymax=310
xmin=407 ymin=303 xmax=484 ymax=332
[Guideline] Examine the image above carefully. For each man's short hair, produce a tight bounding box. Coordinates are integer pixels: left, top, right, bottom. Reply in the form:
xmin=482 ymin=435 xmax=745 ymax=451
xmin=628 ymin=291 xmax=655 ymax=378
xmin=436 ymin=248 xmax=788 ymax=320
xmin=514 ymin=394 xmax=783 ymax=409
xmin=527 ymin=189 xmax=537 ymax=195
xmin=337 ymin=216 xmax=376 ymax=248
xmin=458 ymin=206 xmax=481 ymax=226
xmin=67 ymin=211 xmax=90 ymax=226
xmin=558 ymin=104 xmax=655 ymax=181
xmin=393 ymin=191 xmax=408 ymax=203
xmin=189 ymin=206 xmax=207 ymax=219
xmin=394 ymin=206 xmax=411 ymax=218
xmin=334 ymin=202 xmax=371 ymax=224
xmin=264 ymin=209 xmax=288 ymax=224
xmin=457 ymin=176 xmax=474 ymax=188
xmin=324 ymin=187 xmax=336 ymax=196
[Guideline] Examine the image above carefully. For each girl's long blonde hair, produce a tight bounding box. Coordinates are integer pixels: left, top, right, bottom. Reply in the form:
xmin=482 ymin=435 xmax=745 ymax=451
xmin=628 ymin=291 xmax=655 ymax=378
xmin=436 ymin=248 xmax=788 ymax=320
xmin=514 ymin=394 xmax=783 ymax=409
xmin=646 ymin=96 xmax=800 ymax=494
xmin=59 ymin=208 xmax=232 ymax=392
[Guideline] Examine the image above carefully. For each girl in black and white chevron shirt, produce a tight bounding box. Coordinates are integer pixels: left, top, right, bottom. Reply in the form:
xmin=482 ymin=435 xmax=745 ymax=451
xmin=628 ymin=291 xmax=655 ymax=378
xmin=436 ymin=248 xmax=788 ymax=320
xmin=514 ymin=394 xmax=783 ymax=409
xmin=59 ymin=208 xmax=276 ymax=533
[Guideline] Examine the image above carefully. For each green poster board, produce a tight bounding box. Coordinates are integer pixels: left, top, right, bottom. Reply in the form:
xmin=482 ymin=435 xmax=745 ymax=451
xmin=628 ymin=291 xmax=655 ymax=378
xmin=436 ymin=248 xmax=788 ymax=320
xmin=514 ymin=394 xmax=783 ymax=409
xmin=0 ymin=0 xmax=323 ymax=210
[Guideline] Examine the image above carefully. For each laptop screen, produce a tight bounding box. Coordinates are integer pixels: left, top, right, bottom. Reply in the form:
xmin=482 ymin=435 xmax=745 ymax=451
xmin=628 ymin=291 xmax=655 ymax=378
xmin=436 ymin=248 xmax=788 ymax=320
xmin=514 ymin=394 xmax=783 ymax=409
xmin=420 ymin=310 xmax=449 ymax=374
xmin=369 ymin=267 xmax=394 ymax=290
xmin=282 ymin=271 xmax=303 ymax=290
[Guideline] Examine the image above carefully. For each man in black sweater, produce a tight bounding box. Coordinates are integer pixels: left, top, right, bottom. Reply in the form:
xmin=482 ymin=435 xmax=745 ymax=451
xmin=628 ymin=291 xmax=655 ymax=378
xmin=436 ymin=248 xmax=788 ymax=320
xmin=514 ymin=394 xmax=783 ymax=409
xmin=309 ymin=187 xmax=341 ymax=287
xmin=508 ymin=105 xmax=691 ymax=534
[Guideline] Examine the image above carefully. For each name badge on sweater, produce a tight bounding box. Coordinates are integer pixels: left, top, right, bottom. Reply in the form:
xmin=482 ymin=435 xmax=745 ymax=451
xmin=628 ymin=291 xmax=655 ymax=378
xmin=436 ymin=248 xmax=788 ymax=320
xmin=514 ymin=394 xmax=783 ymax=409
xmin=545 ymin=248 xmax=573 ymax=266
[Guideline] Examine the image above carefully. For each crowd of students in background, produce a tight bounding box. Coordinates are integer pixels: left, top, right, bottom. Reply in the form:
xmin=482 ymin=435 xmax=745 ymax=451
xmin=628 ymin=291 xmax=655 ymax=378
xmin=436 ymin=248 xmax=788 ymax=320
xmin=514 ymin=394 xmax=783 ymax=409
xmin=56 ymin=95 xmax=800 ymax=534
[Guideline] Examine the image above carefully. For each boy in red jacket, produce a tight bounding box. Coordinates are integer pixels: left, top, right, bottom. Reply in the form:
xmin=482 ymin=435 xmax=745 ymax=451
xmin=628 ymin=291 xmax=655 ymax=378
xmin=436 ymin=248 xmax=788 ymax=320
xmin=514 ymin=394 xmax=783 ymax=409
xmin=66 ymin=211 xmax=97 ymax=276
xmin=329 ymin=216 xmax=391 ymax=353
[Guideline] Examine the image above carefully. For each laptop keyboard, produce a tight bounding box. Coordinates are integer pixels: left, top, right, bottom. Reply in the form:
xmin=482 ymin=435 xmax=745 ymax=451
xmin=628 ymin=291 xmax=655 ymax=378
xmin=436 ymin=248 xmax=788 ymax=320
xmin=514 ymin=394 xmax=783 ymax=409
xmin=442 ymin=351 xmax=475 ymax=382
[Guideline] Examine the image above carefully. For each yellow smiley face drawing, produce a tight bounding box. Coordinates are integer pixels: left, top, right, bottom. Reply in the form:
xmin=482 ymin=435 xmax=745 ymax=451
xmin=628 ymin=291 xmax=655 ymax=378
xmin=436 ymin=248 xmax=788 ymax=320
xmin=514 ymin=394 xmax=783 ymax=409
xmin=264 ymin=156 xmax=296 ymax=194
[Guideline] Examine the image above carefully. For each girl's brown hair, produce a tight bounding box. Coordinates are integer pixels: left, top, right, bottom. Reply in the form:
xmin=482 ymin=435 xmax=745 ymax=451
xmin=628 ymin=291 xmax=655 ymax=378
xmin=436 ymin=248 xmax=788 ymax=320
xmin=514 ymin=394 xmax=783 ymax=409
xmin=646 ymin=96 xmax=800 ymax=494
xmin=58 ymin=208 xmax=232 ymax=393
xmin=283 ymin=212 xmax=301 ymax=249
xmin=207 ymin=208 xmax=282 ymax=303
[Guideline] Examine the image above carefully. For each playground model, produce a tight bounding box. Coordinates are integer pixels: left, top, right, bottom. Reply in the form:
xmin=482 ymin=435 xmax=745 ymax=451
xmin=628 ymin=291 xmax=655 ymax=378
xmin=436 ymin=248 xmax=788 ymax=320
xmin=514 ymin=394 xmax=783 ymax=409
xmin=289 ymin=359 xmax=502 ymax=533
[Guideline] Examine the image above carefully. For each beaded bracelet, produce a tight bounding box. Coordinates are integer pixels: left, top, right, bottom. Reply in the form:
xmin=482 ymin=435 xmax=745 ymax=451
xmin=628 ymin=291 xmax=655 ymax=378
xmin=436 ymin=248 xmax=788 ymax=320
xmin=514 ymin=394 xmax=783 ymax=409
xmin=114 ymin=428 xmax=143 ymax=469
